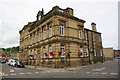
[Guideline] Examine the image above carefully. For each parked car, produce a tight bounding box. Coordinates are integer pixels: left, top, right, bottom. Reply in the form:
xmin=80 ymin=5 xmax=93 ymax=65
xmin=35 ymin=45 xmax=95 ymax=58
xmin=0 ymin=58 xmax=6 ymax=63
xmin=8 ymin=59 xmax=15 ymax=65
xmin=116 ymin=56 xmax=120 ymax=59
xmin=8 ymin=59 xmax=25 ymax=67
xmin=15 ymin=60 xmax=25 ymax=68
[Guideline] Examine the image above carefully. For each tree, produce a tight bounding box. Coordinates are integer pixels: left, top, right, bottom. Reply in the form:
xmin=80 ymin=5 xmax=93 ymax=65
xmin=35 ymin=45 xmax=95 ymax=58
xmin=5 ymin=46 xmax=19 ymax=52
xmin=1 ymin=48 xmax=5 ymax=51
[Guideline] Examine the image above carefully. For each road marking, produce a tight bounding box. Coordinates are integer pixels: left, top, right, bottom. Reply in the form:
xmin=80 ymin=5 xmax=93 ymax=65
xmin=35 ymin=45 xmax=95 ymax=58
xmin=10 ymin=69 xmax=15 ymax=72
xmin=19 ymin=73 xmax=25 ymax=75
xmin=0 ymin=72 xmax=5 ymax=76
xmin=86 ymin=72 xmax=91 ymax=74
xmin=92 ymin=67 xmax=106 ymax=72
xmin=35 ymin=72 xmax=39 ymax=74
xmin=40 ymin=71 xmax=47 ymax=73
xmin=10 ymin=73 xmax=17 ymax=75
xmin=101 ymin=72 xmax=107 ymax=75
xmin=47 ymin=71 xmax=51 ymax=73
xmin=82 ymin=66 xmax=88 ymax=68
xmin=14 ymin=68 xmax=23 ymax=71
xmin=93 ymin=72 xmax=99 ymax=74
xmin=26 ymin=72 xmax=33 ymax=74
xmin=72 ymin=72 xmax=77 ymax=73
xmin=3 ymin=74 xmax=8 ymax=76
xmin=110 ymin=73 xmax=118 ymax=75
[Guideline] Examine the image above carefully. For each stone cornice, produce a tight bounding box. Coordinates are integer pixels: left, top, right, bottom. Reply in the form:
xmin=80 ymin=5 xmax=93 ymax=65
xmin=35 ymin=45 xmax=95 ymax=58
xmin=29 ymin=10 xmax=86 ymax=32
xmin=30 ymin=39 xmax=87 ymax=49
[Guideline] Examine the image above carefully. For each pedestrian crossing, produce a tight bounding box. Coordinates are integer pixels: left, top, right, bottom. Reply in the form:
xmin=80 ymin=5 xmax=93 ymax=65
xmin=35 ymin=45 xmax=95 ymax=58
xmin=2 ymin=71 xmax=48 ymax=77
xmin=65 ymin=71 xmax=118 ymax=76
xmin=2 ymin=70 xmax=118 ymax=77
xmin=2 ymin=66 xmax=118 ymax=77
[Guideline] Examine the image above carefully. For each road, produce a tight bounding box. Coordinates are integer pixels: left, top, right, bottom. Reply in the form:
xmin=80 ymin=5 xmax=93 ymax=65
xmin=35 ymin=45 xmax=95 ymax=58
xmin=1 ymin=59 xmax=119 ymax=78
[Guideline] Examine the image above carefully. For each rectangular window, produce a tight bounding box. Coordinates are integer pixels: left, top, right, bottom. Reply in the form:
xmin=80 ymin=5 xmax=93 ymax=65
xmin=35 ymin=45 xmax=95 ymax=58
xmin=79 ymin=29 xmax=82 ymax=39
xmin=49 ymin=46 xmax=52 ymax=52
xmin=99 ymin=35 xmax=101 ymax=42
xmin=43 ymin=48 xmax=46 ymax=58
xmin=93 ymin=33 xmax=95 ymax=41
xmin=86 ymin=48 xmax=89 ymax=56
xmin=60 ymin=24 xmax=64 ymax=36
xmin=38 ymin=32 xmax=41 ymax=41
xmin=84 ymin=32 xmax=87 ymax=40
xmin=49 ymin=27 xmax=52 ymax=37
xmin=60 ymin=45 xmax=65 ymax=56
xmin=80 ymin=47 xmax=83 ymax=57
xmin=100 ymin=49 xmax=103 ymax=56
xmin=43 ymin=30 xmax=46 ymax=39
xmin=43 ymin=48 xmax=46 ymax=53
xmin=94 ymin=49 xmax=96 ymax=56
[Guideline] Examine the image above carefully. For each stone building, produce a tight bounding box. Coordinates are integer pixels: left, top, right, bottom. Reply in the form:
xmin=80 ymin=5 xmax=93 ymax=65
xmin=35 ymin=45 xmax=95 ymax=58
xmin=103 ymin=48 xmax=114 ymax=60
xmin=19 ymin=6 xmax=103 ymax=67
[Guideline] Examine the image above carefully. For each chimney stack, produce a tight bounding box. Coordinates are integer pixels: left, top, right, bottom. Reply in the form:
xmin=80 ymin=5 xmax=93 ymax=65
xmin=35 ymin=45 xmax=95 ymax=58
xmin=91 ymin=22 xmax=97 ymax=31
xmin=36 ymin=8 xmax=44 ymax=21
xmin=64 ymin=7 xmax=73 ymax=16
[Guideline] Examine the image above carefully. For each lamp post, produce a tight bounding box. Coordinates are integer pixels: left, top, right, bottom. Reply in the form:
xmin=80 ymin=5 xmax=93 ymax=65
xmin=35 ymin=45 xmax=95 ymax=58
xmin=64 ymin=55 xmax=67 ymax=70
xmin=34 ymin=54 xmax=37 ymax=68
xmin=64 ymin=51 xmax=67 ymax=70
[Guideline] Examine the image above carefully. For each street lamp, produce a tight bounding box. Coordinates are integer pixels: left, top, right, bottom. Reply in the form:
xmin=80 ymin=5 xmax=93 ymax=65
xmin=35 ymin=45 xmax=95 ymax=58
xmin=34 ymin=54 xmax=37 ymax=68
xmin=64 ymin=51 xmax=67 ymax=70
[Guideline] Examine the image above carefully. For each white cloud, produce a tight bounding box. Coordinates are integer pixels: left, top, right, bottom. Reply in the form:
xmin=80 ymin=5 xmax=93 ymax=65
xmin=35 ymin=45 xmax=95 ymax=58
xmin=0 ymin=0 xmax=118 ymax=49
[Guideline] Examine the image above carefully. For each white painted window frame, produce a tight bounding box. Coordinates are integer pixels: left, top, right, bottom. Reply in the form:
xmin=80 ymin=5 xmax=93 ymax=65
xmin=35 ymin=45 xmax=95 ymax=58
xmin=38 ymin=32 xmax=41 ymax=41
xmin=80 ymin=47 xmax=83 ymax=57
xmin=60 ymin=24 xmax=64 ymax=36
xmin=43 ymin=30 xmax=46 ymax=39
xmin=79 ymin=29 xmax=82 ymax=39
xmin=49 ymin=27 xmax=52 ymax=37
xmin=100 ymin=49 xmax=103 ymax=56
xmin=94 ymin=49 xmax=97 ymax=56
xmin=86 ymin=48 xmax=89 ymax=56
xmin=93 ymin=33 xmax=95 ymax=41
xmin=84 ymin=32 xmax=87 ymax=40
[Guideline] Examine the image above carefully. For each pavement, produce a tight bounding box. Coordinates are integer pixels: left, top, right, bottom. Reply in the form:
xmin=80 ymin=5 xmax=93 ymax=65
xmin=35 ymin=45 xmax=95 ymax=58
xmin=25 ymin=61 xmax=104 ymax=72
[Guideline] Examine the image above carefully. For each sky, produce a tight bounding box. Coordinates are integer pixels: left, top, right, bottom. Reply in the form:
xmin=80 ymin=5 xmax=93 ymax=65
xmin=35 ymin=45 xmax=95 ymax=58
xmin=0 ymin=0 xmax=119 ymax=50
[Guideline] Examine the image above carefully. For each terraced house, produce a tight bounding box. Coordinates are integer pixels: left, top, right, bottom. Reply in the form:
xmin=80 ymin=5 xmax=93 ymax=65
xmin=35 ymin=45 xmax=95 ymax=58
xmin=19 ymin=6 xmax=103 ymax=68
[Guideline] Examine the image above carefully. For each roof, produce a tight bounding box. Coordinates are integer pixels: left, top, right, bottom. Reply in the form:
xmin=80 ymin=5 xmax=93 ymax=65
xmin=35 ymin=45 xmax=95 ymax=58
xmin=0 ymin=54 xmax=7 ymax=57
xmin=28 ymin=6 xmax=86 ymax=31
xmin=84 ymin=28 xmax=101 ymax=34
